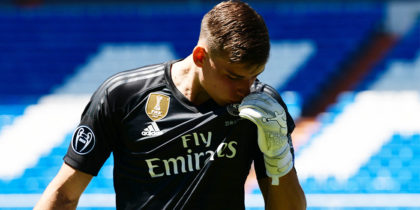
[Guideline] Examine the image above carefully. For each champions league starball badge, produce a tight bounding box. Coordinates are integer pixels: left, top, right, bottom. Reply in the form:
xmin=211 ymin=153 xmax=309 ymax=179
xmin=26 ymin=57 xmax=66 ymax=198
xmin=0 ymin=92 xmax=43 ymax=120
xmin=227 ymin=103 xmax=240 ymax=116
xmin=71 ymin=126 xmax=96 ymax=155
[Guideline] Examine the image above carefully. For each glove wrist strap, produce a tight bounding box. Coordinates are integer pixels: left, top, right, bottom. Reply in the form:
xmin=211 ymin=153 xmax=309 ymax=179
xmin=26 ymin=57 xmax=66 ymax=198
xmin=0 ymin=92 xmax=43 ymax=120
xmin=264 ymin=149 xmax=293 ymax=185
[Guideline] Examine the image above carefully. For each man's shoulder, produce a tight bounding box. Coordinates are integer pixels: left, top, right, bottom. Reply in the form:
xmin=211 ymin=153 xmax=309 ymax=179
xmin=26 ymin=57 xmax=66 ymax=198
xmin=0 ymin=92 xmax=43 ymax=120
xmin=89 ymin=62 xmax=169 ymax=109
xmin=251 ymin=80 xmax=295 ymax=132
xmin=251 ymin=80 xmax=282 ymax=102
xmin=103 ymin=63 xmax=167 ymax=94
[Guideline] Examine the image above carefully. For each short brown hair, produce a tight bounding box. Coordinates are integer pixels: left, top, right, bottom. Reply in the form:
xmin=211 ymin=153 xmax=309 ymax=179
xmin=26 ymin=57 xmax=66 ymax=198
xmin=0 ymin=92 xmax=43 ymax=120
xmin=200 ymin=0 xmax=270 ymax=67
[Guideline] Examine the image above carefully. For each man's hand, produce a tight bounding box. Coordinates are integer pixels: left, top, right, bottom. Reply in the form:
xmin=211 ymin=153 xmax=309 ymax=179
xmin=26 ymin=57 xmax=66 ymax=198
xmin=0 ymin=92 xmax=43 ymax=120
xmin=238 ymin=92 xmax=293 ymax=185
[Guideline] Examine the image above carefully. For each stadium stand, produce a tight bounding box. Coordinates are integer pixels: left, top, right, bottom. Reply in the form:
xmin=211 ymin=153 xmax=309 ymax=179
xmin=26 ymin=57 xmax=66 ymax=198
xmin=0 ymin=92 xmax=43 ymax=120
xmin=273 ymin=3 xmax=384 ymax=114
xmin=357 ymin=18 xmax=420 ymax=92
xmin=295 ymin=15 xmax=420 ymax=196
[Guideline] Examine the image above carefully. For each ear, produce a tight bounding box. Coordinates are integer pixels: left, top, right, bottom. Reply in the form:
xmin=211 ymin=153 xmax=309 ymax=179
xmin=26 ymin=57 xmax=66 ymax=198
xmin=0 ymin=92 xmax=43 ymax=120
xmin=192 ymin=46 xmax=207 ymax=67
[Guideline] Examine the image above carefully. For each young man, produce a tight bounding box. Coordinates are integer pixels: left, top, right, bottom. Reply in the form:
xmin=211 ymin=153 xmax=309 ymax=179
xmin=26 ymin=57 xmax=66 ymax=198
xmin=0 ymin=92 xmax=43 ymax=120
xmin=35 ymin=1 xmax=306 ymax=209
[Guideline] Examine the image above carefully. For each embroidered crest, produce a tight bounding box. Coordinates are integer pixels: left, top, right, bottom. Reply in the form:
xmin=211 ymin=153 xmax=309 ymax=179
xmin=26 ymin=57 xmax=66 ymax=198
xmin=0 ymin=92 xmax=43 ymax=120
xmin=71 ymin=126 xmax=95 ymax=155
xmin=227 ymin=103 xmax=240 ymax=116
xmin=145 ymin=93 xmax=170 ymax=121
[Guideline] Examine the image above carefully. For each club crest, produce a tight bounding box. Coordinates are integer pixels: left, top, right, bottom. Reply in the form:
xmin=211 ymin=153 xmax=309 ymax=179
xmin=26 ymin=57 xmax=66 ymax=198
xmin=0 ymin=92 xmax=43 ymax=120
xmin=71 ymin=126 xmax=95 ymax=155
xmin=227 ymin=103 xmax=240 ymax=116
xmin=145 ymin=93 xmax=170 ymax=121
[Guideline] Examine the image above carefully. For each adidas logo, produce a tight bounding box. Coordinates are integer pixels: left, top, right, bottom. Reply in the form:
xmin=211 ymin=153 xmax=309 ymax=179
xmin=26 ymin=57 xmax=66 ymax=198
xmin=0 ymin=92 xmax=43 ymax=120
xmin=142 ymin=122 xmax=163 ymax=137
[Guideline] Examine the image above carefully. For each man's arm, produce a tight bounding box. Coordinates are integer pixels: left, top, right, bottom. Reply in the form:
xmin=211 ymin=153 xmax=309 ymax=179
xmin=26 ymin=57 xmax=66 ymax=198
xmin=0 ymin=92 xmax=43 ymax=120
xmin=239 ymin=92 xmax=306 ymax=209
xmin=34 ymin=163 xmax=93 ymax=210
xmin=258 ymin=167 xmax=306 ymax=210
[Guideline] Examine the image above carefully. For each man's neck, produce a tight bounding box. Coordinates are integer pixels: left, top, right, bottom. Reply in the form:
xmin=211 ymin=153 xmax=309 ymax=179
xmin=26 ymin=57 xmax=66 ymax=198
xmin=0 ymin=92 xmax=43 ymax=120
xmin=171 ymin=55 xmax=210 ymax=105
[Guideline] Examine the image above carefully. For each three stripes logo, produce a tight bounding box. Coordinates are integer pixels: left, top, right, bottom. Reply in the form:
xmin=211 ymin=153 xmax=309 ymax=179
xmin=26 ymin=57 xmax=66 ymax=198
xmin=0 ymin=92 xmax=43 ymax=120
xmin=142 ymin=121 xmax=163 ymax=137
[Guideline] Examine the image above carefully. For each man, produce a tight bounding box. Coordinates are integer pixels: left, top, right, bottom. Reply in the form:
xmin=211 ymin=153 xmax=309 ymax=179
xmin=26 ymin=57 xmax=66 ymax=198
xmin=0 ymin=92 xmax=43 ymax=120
xmin=35 ymin=1 xmax=306 ymax=209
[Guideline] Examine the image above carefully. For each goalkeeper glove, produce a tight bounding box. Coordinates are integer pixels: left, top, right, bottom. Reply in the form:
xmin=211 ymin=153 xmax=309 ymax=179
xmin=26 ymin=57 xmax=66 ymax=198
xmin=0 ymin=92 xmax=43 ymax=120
xmin=238 ymin=92 xmax=293 ymax=185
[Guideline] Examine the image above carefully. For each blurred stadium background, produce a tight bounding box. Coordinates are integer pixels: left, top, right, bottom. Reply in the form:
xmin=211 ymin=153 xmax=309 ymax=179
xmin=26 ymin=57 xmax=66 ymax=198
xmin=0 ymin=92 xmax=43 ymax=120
xmin=0 ymin=0 xmax=419 ymax=209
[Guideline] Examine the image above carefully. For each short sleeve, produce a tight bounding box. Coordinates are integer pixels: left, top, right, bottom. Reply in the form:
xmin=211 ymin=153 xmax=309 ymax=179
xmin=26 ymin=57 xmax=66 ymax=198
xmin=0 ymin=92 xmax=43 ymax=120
xmin=63 ymin=87 xmax=114 ymax=176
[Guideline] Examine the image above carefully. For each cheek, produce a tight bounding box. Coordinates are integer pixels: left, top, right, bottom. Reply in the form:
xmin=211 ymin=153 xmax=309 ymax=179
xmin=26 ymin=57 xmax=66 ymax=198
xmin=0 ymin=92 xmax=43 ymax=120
xmin=203 ymin=67 xmax=237 ymax=99
xmin=219 ymin=79 xmax=238 ymax=96
xmin=207 ymin=76 xmax=234 ymax=95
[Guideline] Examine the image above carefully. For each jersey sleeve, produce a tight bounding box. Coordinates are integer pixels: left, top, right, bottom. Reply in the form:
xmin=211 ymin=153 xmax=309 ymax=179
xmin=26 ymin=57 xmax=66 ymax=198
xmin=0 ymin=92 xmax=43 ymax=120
xmin=250 ymin=82 xmax=296 ymax=180
xmin=63 ymin=86 xmax=115 ymax=176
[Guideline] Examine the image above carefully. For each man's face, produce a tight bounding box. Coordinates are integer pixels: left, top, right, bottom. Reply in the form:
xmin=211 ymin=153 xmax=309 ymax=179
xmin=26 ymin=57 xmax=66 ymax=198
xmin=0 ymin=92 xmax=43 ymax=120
xmin=200 ymin=54 xmax=265 ymax=106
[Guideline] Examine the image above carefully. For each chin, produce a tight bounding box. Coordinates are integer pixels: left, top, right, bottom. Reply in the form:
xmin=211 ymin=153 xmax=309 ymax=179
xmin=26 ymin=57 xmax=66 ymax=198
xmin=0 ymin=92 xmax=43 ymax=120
xmin=214 ymin=97 xmax=241 ymax=106
xmin=232 ymin=96 xmax=245 ymax=103
xmin=228 ymin=99 xmax=242 ymax=105
xmin=216 ymin=100 xmax=233 ymax=106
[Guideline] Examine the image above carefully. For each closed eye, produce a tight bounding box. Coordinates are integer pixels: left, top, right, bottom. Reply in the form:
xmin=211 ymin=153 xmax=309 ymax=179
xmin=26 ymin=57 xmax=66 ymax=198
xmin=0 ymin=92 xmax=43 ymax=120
xmin=226 ymin=74 xmax=241 ymax=80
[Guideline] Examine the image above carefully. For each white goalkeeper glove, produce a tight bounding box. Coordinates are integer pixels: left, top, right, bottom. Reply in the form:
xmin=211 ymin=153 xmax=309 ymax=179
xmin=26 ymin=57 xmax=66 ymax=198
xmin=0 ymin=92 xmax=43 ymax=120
xmin=238 ymin=92 xmax=293 ymax=185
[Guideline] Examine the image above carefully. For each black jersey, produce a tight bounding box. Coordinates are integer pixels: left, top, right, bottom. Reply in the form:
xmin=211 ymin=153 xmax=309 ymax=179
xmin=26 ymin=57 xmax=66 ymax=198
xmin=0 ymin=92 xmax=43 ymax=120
xmin=64 ymin=60 xmax=295 ymax=210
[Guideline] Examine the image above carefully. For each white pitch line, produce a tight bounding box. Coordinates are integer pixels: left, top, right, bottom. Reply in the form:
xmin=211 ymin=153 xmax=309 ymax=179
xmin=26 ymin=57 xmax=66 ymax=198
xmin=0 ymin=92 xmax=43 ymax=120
xmin=2 ymin=194 xmax=420 ymax=208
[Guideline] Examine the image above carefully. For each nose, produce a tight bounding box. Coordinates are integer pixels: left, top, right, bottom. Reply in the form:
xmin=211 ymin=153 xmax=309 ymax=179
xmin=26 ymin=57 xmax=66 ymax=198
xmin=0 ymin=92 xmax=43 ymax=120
xmin=237 ymin=88 xmax=249 ymax=98
xmin=236 ymin=79 xmax=253 ymax=97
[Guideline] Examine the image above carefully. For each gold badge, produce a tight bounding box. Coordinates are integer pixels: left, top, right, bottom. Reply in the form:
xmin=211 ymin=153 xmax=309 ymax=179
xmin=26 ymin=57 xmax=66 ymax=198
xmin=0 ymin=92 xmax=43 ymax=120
xmin=145 ymin=93 xmax=170 ymax=121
